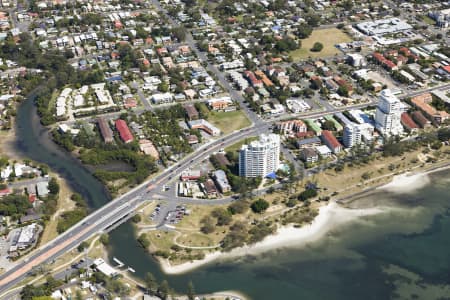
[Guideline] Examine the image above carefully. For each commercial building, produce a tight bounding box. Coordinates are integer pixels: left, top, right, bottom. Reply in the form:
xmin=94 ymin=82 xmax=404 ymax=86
xmin=375 ymin=89 xmax=405 ymax=136
xmin=16 ymin=223 xmax=38 ymax=249
xmin=239 ymin=134 xmax=280 ymax=178
xmin=115 ymin=119 xmax=134 ymax=143
xmin=356 ymin=18 xmax=412 ymax=36
xmin=180 ymin=169 xmax=202 ymax=181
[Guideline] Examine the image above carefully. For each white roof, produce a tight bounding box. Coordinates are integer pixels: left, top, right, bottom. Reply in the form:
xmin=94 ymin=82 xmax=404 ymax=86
xmin=316 ymin=145 xmax=332 ymax=155
xmin=93 ymin=258 xmax=117 ymax=277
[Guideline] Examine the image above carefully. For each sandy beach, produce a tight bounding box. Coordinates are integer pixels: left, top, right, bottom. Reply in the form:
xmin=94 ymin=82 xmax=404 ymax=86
xmin=380 ymin=172 xmax=431 ymax=194
xmin=160 ymin=202 xmax=384 ymax=275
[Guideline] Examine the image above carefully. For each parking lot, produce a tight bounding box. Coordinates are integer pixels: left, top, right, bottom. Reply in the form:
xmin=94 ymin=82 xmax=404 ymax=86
xmin=147 ymin=202 xmax=190 ymax=227
xmin=0 ymin=229 xmax=21 ymax=271
xmin=164 ymin=205 xmax=189 ymax=225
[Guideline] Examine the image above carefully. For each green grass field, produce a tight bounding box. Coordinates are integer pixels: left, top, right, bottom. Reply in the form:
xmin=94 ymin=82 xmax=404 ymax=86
xmin=290 ymin=28 xmax=353 ymax=61
xmin=422 ymin=16 xmax=436 ymax=25
xmin=208 ymin=109 xmax=251 ymax=135
xmin=225 ymin=136 xmax=258 ymax=152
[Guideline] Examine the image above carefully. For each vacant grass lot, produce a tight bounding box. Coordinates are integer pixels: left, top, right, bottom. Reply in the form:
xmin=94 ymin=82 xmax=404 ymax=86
xmin=225 ymin=136 xmax=258 ymax=152
xmin=208 ymin=109 xmax=251 ymax=135
xmin=290 ymin=28 xmax=353 ymax=61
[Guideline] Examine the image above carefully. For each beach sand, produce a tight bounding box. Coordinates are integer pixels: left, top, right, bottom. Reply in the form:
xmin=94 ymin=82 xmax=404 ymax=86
xmin=379 ymin=172 xmax=431 ymax=194
xmin=160 ymin=202 xmax=384 ymax=275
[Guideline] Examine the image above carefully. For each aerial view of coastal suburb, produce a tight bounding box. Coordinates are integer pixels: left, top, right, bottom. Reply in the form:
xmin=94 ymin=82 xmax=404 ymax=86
xmin=0 ymin=0 xmax=449 ymax=299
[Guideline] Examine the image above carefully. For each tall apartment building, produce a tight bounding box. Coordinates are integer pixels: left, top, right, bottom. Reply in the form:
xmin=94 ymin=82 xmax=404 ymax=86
xmin=239 ymin=134 xmax=280 ymax=178
xmin=343 ymin=123 xmax=374 ymax=148
xmin=375 ymin=89 xmax=405 ymax=136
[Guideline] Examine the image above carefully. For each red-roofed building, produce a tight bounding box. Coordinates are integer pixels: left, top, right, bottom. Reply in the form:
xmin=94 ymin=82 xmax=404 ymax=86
xmin=29 ymin=194 xmax=36 ymax=203
xmin=114 ymin=20 xmax=123 ymax=29
xmin=244 ymin=71 xmax=263 ymax=88
xmin=115 ymin=119 xmax=134 ymax=143
xmin=401 ymin=112 xmax=419 ymax=132
xmin=111 ymin=51 xmax=120 ymax=60
xmin=320 ymin=130 xmax=342 ymax=154
xmin=372 ymin=52 xmax=398 ymax=71
xmin=442 ymin=65 xmax=450 ymax=74
xmin=0 ymin=188 xmax=11 ymax=197
xmin=399 ymin=47 xmax=411 ymax=56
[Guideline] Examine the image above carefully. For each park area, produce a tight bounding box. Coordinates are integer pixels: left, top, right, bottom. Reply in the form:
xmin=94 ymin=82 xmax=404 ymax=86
xmin=290 ymin=28 xmax=353 ymax=61
xmin=208 ymin=109 xmax=251 ymax=134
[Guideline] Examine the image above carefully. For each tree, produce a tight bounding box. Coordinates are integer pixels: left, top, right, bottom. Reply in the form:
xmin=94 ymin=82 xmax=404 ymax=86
xmin=172 ymin=26 xmax=187 ymax=41
xmin=251 ymin=199 xmax=269 ymax=213
xmin=131 ymin=214 xmax=142 ymax=223
xmin=212 ymin=208 xmax=232 ymax=226
xmin=145 ymin=272 xmax=158 ymax=294
xmin=100 ymin=233 xmax=109 ymax=245
xmin=77 ymin=241 xmax=89 ymax=252
xmin=200 ymin=216 xmax=215 ymax=234
xmin=187 ymin=281 xmax=195 ymax=300
xmin=228 ymin=200 xmax=249 ymax=215
xmin=48 ymin=177 xmax=60 ymax=195
xmin=311 ymin=42 xmax=324 ymax=52
xmin=158 ymin=280 xmax=170 ymax=300
xmin=298 ymin=188 xmax=318 ymax=201
xmin=137 ymin=233 xmax=150 ymax=248
xmin=75 ymin=290 xmax=83 ymax=300
xmin=322 ymin=120 xmax=335 ymax=131
xmin=337 ymin=85 xmax=349 ymax=97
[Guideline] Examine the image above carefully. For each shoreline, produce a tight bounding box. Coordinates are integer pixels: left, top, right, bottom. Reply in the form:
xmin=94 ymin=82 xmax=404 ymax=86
xmin=158 ymin=162 xmax=450 ymax=275
xmin=159 ymin=202 xmax=384 ymax=275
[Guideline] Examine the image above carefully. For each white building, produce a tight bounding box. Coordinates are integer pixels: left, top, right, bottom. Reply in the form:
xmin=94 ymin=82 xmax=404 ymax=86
xmin=151 ymin=92 xmax=173 ymax=104
xmin=356 ymin=18 xmax=412 ymax=36
xmin=16 ymin=223 xmax=38 ymax=249
xmin=343 ymin=123 xmax=374 ymax=148
xmin=239 ymin=134 xmax=280 ymax=178
xmin=375 ymin=89 xmax=405 ymax=136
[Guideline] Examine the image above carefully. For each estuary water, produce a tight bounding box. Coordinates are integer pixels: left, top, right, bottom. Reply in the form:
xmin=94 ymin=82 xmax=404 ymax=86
xmin=16 ymin=98 xmax=450 ymax=299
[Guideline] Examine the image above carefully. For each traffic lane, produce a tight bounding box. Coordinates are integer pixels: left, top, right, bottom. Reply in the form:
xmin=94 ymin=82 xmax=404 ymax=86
xmin=0 ymin=199 xmax=141 ymax=294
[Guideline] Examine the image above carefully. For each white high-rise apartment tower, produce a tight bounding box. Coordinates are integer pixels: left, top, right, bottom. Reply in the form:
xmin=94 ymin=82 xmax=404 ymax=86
xmin=239 ymin=134 xmax=280 ymax=178
xmin=375 ymin=89 xmax=405 ymax=136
